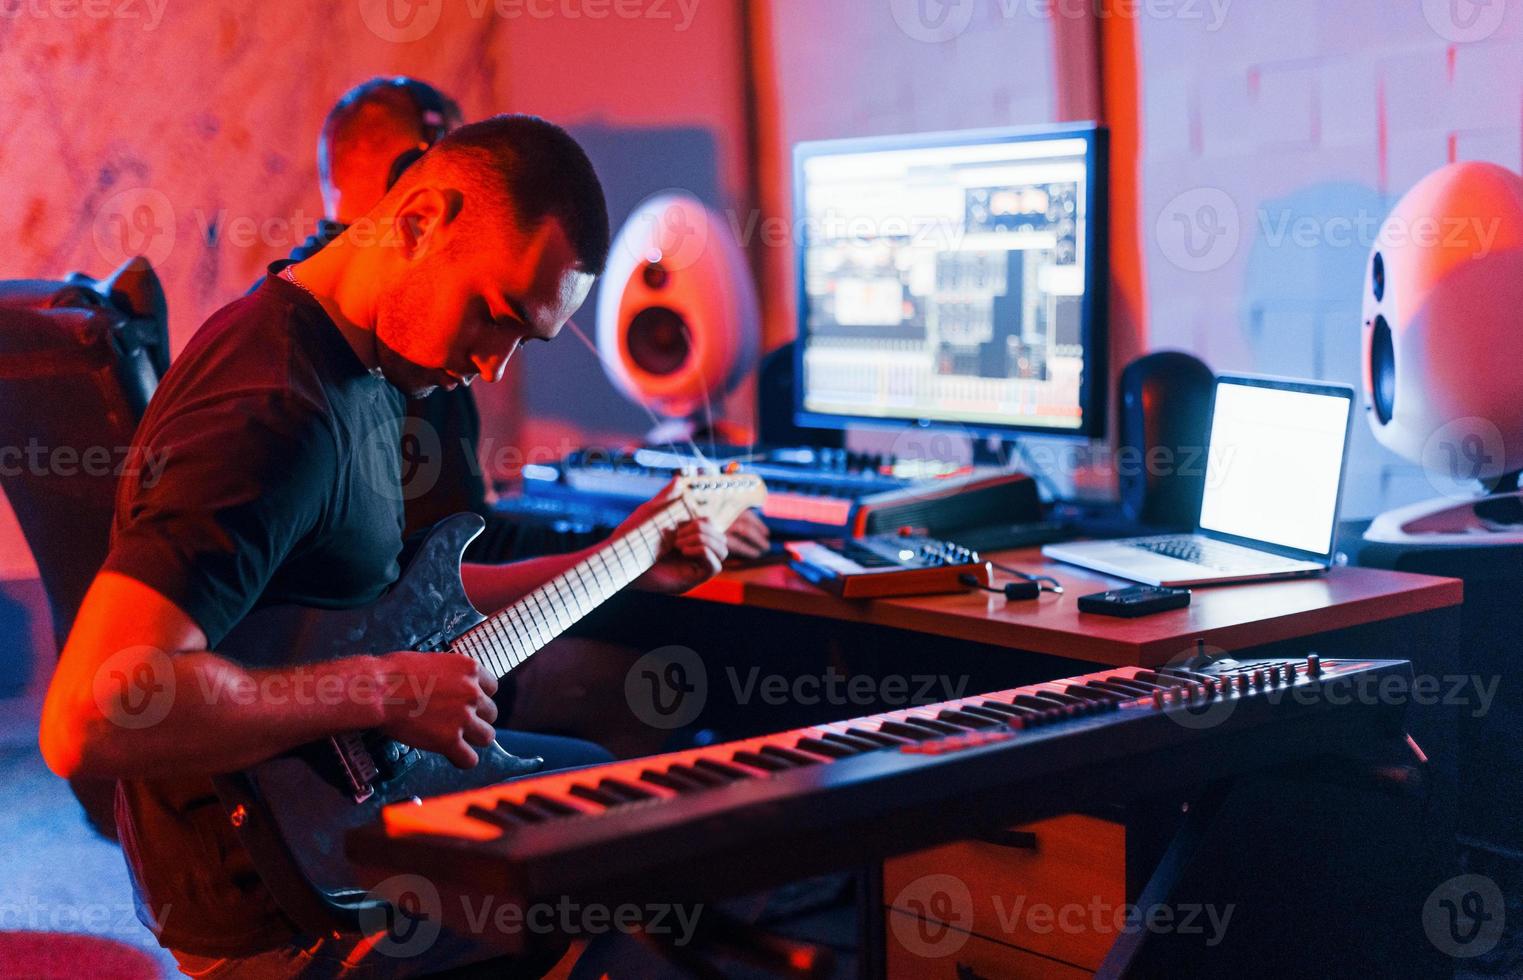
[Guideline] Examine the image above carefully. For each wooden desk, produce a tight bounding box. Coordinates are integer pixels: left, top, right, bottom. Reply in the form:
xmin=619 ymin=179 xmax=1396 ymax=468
xmin=686 ymin=547 xmax=1463 ymax=668
xmin=679 ymin=551 xmax=1465 ymax=978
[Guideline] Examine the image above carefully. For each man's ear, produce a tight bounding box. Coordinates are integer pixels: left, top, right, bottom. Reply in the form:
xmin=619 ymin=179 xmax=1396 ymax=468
xmin=393 ymin=185 xmax=464 ymax=260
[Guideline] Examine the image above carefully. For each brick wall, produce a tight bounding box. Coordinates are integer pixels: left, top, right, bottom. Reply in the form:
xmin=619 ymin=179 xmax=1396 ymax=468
xmin=1140 ymin=0 xmax=1523 ymax=517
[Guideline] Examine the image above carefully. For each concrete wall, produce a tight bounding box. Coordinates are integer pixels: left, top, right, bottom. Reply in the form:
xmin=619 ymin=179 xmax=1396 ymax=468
xmin=0 ymin=0 xmax=750 ymax=587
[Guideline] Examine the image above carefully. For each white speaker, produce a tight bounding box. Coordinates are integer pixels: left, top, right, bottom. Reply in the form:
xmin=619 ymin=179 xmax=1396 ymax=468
xmin=595 ymin=191 xmax=759 ymax=437
xmin=1361 ymin=161 xmax=1523 ymax=543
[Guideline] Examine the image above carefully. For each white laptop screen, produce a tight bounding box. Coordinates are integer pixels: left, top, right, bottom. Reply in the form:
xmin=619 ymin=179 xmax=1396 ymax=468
xmin=1197 ymin=379 xmax=1351 ymax=556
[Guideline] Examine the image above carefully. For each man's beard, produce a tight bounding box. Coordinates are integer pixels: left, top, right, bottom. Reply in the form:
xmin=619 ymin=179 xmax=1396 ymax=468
xmin=374 ymin=336 xmax=442 ymax=399
xmin=373 ymin=271 xmax=447 ymax=398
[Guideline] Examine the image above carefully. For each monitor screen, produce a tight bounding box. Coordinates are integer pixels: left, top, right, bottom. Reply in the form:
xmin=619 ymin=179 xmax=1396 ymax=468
xmin=793 ymin=124 xmax=1107 ymax=437
xmin=1198 ymin=378 xmax=1353 ymax=557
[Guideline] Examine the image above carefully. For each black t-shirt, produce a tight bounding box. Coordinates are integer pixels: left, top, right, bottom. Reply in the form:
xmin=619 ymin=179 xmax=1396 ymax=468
xmin=104 ymin=270 xmax=406 ymax=955
xmin=258 ymin=223 xmax=595 ymax=563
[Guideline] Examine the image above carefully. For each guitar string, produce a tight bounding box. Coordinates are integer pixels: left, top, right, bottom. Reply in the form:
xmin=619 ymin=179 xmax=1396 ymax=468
xmin=450 ymin=498 xmax=688 ymax=670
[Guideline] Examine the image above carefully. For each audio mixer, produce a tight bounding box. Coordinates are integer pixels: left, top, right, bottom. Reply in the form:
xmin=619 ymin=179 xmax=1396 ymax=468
xmin=515 ymin=445 xmax=1048 ymax=539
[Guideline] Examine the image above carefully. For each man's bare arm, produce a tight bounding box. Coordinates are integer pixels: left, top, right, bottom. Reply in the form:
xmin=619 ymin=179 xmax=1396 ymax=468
xmin=40 ymin=572 xmax=498 ymax=781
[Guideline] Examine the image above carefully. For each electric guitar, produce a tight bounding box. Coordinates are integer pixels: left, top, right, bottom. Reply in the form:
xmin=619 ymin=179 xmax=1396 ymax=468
xmin=212 ymin=473 xmax=766 ymax=934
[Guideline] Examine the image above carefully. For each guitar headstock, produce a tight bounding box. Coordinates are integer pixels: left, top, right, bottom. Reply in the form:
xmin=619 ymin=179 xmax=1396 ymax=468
xmin=673 ymin=471 xmax=768 ymax=530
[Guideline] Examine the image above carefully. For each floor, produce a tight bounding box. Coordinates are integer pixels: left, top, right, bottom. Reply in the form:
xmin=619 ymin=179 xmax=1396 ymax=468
xmin=0 ymin=683 xmax=180 ymax=978
xmin=0 ymin=673 xmax=858 ymax=980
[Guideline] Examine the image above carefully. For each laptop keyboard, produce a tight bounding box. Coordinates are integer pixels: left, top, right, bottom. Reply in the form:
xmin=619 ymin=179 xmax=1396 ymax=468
xmin=1130 ymin=535 xmax=1280 ymax=572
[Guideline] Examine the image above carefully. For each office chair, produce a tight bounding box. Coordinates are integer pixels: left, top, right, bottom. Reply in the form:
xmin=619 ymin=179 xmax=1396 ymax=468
xmin=0 ymin=256 xmax=169 ymax=839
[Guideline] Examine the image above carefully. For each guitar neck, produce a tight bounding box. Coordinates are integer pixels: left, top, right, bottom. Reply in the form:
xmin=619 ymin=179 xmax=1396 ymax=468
xmin=447 ymin=499 xmax=688 ymax=678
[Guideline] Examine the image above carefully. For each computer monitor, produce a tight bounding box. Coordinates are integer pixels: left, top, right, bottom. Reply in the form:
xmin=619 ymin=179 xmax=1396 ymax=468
xmin=792 ymin=123 xmax=1108 ymax=439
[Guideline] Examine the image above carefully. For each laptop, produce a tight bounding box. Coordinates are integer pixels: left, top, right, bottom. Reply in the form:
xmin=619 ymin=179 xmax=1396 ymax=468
xmin=1043 ymin=374 xmax=1355 ymax=587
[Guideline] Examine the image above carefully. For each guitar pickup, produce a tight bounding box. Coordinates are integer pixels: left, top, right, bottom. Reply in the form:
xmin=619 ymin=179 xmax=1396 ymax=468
xmin=374 ymin=738 xmax=422 ymax=781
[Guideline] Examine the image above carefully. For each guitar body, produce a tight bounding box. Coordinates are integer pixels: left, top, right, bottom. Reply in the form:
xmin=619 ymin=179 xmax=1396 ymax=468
xmin=213 ymin=513 xmax=543 ymax=932
xmin=206 ymin=474 xmax=767 ymax=935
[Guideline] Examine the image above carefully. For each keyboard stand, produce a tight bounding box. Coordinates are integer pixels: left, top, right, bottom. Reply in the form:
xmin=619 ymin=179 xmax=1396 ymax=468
xmin=1095 ymin=779 xmax=1233 ymax=980
xmin=637 ymin=905 xmax=836 ymax=979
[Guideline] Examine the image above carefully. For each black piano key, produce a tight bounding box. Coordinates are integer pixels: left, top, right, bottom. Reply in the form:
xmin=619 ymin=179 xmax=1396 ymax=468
xmin=1032 ymin=690 xmax=1096 ymax=714
xmin=938 ymin=708 xmax=998 ymax=728
xmin=669 ymin=763 xmax=727 ymax=787
xmin=973 ymin=699 xmax=1042 ymax=724
xmin=795 ymin=736 xmax=858 ymax=758
xmin=827 ymin=730 xmax=891 ymax=751
xmin=640 ymin=767 xmax=705 ymax=794
xmin=844 ymin=727 xmax=911 ymax=746
xmin=694 ymin=758 xmax=754 ymax=781
xmin=732 ymin=749 xmax=791 ymax=772
xmin=760 ymin=744 xmax=823 ymax=767
xmin=1058 ymin=683 xmax=1116 ymax=705
xmin=524 ymin=793 xmax=581 ymax=818
xmin=1085 ymin=680 xmax=1150 ymax=699
xmin=568 ymin=784 xmax=624 ymax=808
xmin=599 ymin=778 xmax=656 ymax=801
xmin=906 ymin=715 xmax=969 ymax=734
xmin=877 ymin=719 xmax=941 ymax=740
xmin=1013 ymin=694 xmax=1071 ymax=717
xmin=968 ymin=698 xmax=1027 ymax=717
xmin=1155 ymin=667 xmax=1213 ymax=682
xmin=466 ymin=802 xmax=533 ymax=829
xmin=1102 ymin=677 xmax=1162 ymax=696
xmin=959 ymin=704 xmax=1019 ymax=724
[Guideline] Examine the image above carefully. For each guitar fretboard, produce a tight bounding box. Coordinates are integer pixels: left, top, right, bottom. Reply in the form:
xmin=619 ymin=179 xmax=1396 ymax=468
xmin=447 ymin=499 xmax=689 ymax=678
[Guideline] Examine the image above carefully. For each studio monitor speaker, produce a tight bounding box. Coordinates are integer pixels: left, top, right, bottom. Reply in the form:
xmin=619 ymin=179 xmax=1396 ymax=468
xmin=1118 ymin=350 xmax=1214 ymax=530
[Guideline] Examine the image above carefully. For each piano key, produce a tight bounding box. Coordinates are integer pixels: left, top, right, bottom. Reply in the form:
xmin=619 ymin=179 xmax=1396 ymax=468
xmin=1012 ymin=694 xmax=1071 ymax=717
xmin=668 ymin=763 xmax=726 ymax=787
xmin=1058 ymin=684 xmax=1119 ymax=706
xmin=968 ymin=698 xmax=1034 ymax=720
xmin=1154 ymin=667 xmax=1214 ymax=682
xmin=901 ymin=714 xmax=967 ymax=735
xmin=1085 ymin=680 xmax=1151 ymax=699
xmin=568 ymin=784 xmax=624 ymax=808
xmin=958 ymin=704 xmax=1020 ymax=724
xmin=759 ymin=744 xmax=823 ymax=767
xmin=524 ymin=793 xmax=582 ymax=818
xmin=1031 ymin=689 xmax=1098 ymax=714
xmin=1102 ymin=677 xmax=1163 ymax=696
xmin=843 ymin=727 xmax=910 ymax=746
xmin=732 ymin=749 xmax=791 ymax=772
xmin=877 ymin=719 xmax=943 ymax=740
xmin=694 ymin=758 xmax=755 ymax=781
xmin=795 ymin=736 xmax=859 ymax=758
xmin=599 ymin=778 xmax=657 ymax=802
xmin=466 ymin=802 xmax=532 ymax=829
xmin=937 ymin=708 xmax=998 ymax=728
xmin=640 ymin=768 xmax=706 ymax=794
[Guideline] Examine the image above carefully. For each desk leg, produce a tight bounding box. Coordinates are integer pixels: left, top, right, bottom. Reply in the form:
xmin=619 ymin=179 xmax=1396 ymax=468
xmin=1096 ymin=781 xmax=1232 ymax=979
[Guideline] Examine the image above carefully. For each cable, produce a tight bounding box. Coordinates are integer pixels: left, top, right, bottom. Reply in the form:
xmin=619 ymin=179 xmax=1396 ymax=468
xmin=988 ymin=561 xmax=1064 ymax=594
xmin=959 ymin=573 xmax=1041 ymax=601
xmin=1008 ymin=436 xmax=1062 ymax=502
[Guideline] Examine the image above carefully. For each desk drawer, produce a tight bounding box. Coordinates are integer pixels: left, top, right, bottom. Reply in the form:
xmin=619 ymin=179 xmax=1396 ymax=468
xmin=884 ymin=814 xmax=1124 ymax=971
xmin=885 ymin=911 xmax=1092 ymax=979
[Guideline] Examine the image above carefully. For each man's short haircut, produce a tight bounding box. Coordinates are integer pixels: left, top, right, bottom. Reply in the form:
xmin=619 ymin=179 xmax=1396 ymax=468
xmin=404 ymin=114 xmax=611 ymax=276
xmin=318 ymin=77 xmax=463 ymax=186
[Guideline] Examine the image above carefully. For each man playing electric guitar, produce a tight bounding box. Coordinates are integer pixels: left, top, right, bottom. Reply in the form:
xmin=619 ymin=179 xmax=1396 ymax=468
xmin=39 ymin=115 xmax=729 ymax=977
